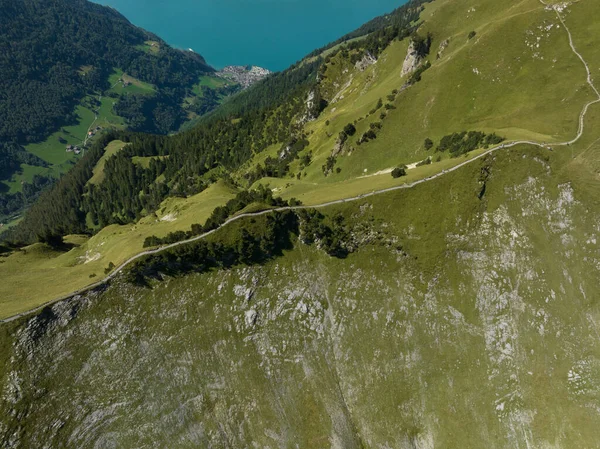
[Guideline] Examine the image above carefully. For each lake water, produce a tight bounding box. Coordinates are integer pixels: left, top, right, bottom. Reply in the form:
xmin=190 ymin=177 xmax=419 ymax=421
xmin=93 ymin=0 xmax=407 ymax=71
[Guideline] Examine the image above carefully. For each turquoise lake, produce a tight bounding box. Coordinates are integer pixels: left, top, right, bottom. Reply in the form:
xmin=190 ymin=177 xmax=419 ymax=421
xmin=93 ymin=0 xmax=408 ymax=71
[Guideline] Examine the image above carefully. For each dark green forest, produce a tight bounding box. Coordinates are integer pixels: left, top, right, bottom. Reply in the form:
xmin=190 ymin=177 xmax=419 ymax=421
xmin=127 ymin=208 xmax=353 ymax=286
xmin=0 ymin=0 xmax=213 ymax=144
xmin=0 ymin=0 xmax=223 ymax=224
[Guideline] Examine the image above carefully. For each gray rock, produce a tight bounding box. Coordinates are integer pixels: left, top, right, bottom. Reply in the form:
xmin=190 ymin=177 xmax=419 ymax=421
xmin=244 ymin=309 xmax=258 ymax=328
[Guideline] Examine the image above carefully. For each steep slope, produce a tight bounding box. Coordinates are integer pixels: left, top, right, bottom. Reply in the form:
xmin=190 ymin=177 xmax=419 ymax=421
xmin=2 ymin=0 xmax=599 ymax=319
xmin=2 ymin=0 xmax=600 ymax=446
xmin=244 ymin=0 xmax=596 ymax=196
xmin=3 ymin=140 xmax=600 ymax=447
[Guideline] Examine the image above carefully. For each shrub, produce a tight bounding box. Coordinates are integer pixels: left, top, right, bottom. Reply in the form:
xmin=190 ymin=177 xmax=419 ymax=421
xmin=424 ymin=138 xmax=434 ymax=150
xmin=359 ymin=129 xmax=378 ymax=143
xmin=343 ymin=123 xmax=357 ymax=136
xmin=391 ymin=167 xmax=407 ymax=178
xmin=104 ymin=262 xmax=115 ymax=274
xmin=468 ymin=31 xmax=477 ymax=40
xmin=408 ymin=60 xmax=431 ymax=84
xmin=416 ymin=157 xmax=432 ymax=167
xmin=436 ymin=131 xmax=505 ymax=157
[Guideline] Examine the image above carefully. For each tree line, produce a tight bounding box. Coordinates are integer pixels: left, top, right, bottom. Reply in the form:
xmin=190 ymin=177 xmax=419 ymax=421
xmin=127 ymin=207 xmax=354 ymax=286
xmin=142 ymin=186 xmax=296 ymax=248
xmin=431 ymin=131 xmax=505 ymax=156
xmin=305 ymin=0 xmax=433 ymax=60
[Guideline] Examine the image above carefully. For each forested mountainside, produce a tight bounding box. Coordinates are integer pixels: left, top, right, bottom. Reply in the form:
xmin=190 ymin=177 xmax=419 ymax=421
xmin=0 ymin=0 xmax=211 ymax=143
xmin=3 ymin=0 xmax=429 ymax=245
xmin=0 ymin=0 xmax=251 ymax=227
xmin=3 ymin=0 xmax=600 ymax=446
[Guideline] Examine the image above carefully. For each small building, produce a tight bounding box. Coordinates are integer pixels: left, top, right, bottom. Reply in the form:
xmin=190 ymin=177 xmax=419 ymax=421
xmin=74 ymin=149 xmax=81 ymax=155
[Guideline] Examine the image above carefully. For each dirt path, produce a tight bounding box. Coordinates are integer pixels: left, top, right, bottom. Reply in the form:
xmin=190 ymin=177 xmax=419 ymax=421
xmin=543 ymin=1 xmax=600 ymax=145
xmin=2 ymin=3 xmax=599 ymax=325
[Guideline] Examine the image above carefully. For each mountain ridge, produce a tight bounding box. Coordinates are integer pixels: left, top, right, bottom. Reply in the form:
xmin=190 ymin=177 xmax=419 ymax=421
xmin=2 ymin=0 xmax=600 ymax=446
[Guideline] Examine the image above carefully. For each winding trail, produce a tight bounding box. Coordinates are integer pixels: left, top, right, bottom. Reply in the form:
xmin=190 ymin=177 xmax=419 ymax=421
xmin=2 ymin=3 xmax=599 ymax=325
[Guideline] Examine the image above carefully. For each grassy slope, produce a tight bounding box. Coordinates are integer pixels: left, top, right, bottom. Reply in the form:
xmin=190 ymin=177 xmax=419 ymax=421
xmin=2 ymin=1 xmax=600 ymax=445
xmin=3 ymin=134 xmax=600 ymax=446
xmin=131 ymin=155 xmax=169 ymax=169
xmin=87 ymin=140 xmax=128 ymax=185
xmin=0 ymin=181 xmax=238 ymax=319
xmin=2 ymin=73 xmax=132 ymax=194
xmin=241 ymin=0 xmax=592 ymax=201
xmin=2 ymin=67 xmax=162 ymax=193
xmin=193 ymin=75 xmax=235 ymax=93
xmin=108 ymin=69 xmax=156 ymax=95
xmin=3 ymin=105 xmax=94 ymax=193
xmin=1 ymin=0 xmax=599 ymax=319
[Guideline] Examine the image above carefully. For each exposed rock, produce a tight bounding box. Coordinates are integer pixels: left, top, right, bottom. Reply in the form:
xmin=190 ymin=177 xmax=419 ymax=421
xmin=354 ymin=52 xmax=377 ymax=71
xmin=401 ymin=41 xmax=423 ymax=76
xmin=331 ymin=139 xmax=344 ymax=158
xmin=244 ymin=309 xmax=258 ymax=327
xmin=298 ymin=90 xmax=318 ymax=124
xmin=296 ymin=301 xmax=309 ymax=314
xmin=279 ymin=145 xmax=292 ymax=160
xmin=436 ymin=38 xmax=450 ymax=59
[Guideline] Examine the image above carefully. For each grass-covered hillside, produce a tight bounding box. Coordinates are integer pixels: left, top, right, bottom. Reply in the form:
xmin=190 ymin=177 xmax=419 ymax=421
xmin=1 ymin=0 xmax=600 ymax=445
xmin=3 ymin=135 xmax=600 ymax=447
xmin=2 ymin=0 xmax=598 ymax=317
xmin=241 ymin=0 xmax=595 ymax=198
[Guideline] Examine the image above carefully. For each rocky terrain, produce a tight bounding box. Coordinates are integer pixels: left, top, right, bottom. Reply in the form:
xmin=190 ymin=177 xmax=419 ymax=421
xmin=2 ymin=0 xmax=600 ymax=447
xmin=2 ymin=147 xmax=600 ymax=448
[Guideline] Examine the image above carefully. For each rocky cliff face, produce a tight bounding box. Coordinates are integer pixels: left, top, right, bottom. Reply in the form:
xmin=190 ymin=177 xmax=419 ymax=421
xmin=401 ymin=41 xmax=423 ymax=76
xmin=2 ymin=148 xmax=600 ymax=448
xmin=354 ymin=52 xmax=377 ymax=72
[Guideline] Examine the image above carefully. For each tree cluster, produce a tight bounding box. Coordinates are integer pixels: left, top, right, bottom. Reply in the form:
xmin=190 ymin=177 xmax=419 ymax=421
xmin=0 ymin=0 xmax=212 ymax=144
xmin=245 ymin=138 xmax=310 ymax=185
xmin=0 ymin=174 xmax=54 ymax=224
xmin=436 ymin=131 xmax=505 ymax=157
xmin=143 ymin=186 xmax=293 ymax=248
xmin=3 ymin=133 xmax=116 ymax=244
xmin=297 ymin=209 xmax=352 ymax=258
xmin=306 ymin=0 xmax=433 ymax=60
xmin=0 ymin=0 xmax=220 ymax=218
xmin=129 ymin=211 xmax=298 ymax=285
xmin=392 ymin=166 xmax=407 ymax=178
xmin=408 ymin=61 xmax=432 ymax=85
